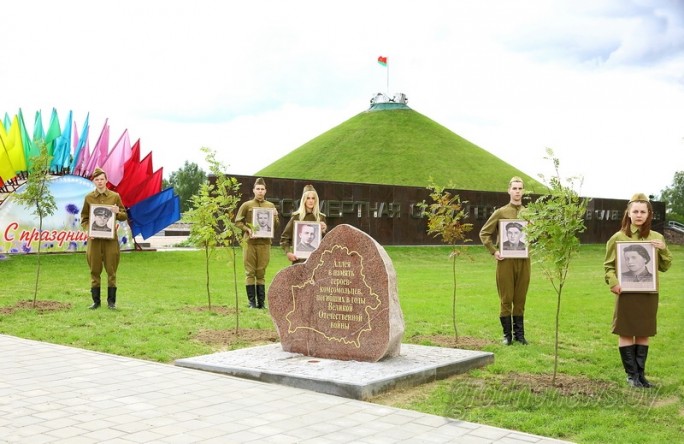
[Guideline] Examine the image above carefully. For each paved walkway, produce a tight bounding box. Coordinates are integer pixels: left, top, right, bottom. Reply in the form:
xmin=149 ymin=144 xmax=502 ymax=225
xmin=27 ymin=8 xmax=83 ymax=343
xmin=0 ymin=335 xmax=572 ymax=443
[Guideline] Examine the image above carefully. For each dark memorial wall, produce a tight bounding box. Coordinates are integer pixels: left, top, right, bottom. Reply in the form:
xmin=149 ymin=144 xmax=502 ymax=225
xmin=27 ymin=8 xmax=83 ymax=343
xmin=226 ymin=175 xmax=666 ymax=246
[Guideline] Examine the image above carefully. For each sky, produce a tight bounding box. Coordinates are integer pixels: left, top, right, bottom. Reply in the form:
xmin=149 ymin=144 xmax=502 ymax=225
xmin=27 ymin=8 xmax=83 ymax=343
xmin=3 ymin=0 xmax=683 ymax=200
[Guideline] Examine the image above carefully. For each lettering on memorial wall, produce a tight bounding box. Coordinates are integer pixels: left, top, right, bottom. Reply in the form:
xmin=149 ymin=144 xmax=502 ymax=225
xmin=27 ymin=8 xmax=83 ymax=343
xmin=225 ymin=175 xmax=667 ymax=245
xmin=285 ymin=245 xmax=381 ymax=348
xmin=268 ymin=199 xmax=641 ymax=222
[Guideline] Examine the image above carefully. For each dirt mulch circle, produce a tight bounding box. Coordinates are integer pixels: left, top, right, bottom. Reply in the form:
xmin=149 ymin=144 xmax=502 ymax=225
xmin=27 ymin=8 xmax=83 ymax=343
xmin=193 ymin=328 xmax=279 ymax=346
xmin=502 ymin=372 xmax=616 ymax=397
xmin=184 ymin=305 xmax=239 ymax=316
xmin=408 ymin=334 xmax=496 ymax=350
xmin=0 ymin=300 xmax=72 ymax=314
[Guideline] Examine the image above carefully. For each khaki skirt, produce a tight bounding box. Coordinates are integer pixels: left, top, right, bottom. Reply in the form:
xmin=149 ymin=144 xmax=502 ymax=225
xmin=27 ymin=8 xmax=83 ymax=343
xmin=612 ymin=292 xmax=658 ymax=337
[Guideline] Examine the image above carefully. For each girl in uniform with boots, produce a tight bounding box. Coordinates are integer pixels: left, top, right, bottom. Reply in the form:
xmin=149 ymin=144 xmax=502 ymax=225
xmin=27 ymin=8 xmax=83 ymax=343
xmin=604 ymin=193 xmax=672 ymax=388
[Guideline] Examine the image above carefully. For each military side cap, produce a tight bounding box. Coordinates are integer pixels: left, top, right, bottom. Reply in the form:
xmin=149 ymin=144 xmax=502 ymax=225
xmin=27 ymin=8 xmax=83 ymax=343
xmin=94 ymin=207 xmax=113 ymax=217
xmin=92 ymin=167 xmax=106 ymax=178
xmin=629 ymin=193 xmax=649 ymax=203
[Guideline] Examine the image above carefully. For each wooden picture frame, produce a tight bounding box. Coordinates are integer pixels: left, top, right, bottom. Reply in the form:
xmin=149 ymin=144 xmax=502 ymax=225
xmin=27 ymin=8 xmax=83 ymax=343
xmin=252 ymin=208 xmax=275 ymax=238
xmin=616 ymin=241 xmax=658 ymax=292
xmin=293 ymin=221 xmax=321 ymax=259
xmin=498 ymin=219 xmax=528 ymax=258
xmin=89 ymin=205 xmax=116 ymax=239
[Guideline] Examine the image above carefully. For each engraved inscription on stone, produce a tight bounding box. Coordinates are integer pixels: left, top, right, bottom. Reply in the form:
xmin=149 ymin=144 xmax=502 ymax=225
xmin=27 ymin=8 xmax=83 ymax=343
xmin=269 ymin=224 xmax=404 ymax=362
xmin=286 ymin=245 xmax=380 ymax=347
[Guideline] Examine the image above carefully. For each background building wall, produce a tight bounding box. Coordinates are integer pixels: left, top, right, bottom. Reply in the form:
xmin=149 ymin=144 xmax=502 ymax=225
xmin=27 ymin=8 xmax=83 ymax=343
xmin=227 ymin=175 xmax=666 ymax=246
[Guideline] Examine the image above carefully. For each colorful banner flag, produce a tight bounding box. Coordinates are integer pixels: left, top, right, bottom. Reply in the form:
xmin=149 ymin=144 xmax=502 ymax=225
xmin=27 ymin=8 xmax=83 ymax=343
xmin=33 ymin=110 xmax=45 ymax=141
xmin=51 ymin=111 xmax=73 ymax=172
xmin=44 ymin=108 xmax=61 ymax=155
xmin=5 ymin=116 xmax=27 ymax=172
xmin=128 ymin=187 xmax=181 ymax=239
xmin=18 ymin=109 xmax=39 ymax=167
xmin=70 ymin=113 xmax=89 ymax=173
xmin=377 ymin=56 xmax=388 ymax=67
xmin=0 ymin=130 xmax=16 ymax=182
xmin=101 ymin=129 xmax=131 ymax=186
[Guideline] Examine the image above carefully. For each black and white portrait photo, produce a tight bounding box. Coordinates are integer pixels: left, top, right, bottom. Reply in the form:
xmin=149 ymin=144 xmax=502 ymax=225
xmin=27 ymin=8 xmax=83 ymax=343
xmin=252 ymin=208 xmax=275 ymax=238
xmin=293 ymin=221 xmax=321 ymax=259
xmin=89 ymin=205 xmax=116 ymax=239
xmin=617 ymin=241 xmax=657 ymax=292
xmin=498 ymin=219 xmax=528 ymax=258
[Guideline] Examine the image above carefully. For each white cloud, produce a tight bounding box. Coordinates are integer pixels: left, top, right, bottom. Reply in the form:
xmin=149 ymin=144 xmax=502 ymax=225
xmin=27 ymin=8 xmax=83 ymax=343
xmin=2 ymin=0 xmax=683 ymax=199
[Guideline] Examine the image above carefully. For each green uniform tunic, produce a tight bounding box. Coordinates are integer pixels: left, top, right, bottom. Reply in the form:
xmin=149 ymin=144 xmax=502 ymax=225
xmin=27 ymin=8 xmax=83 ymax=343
xmin=479 ymin=203 xmax=530 ymax=317
xmin=235 ymin=198 xmax=280 ymax=285
xmin=81 ymin=189 xmax=128 ymax=288
xmin=604 ymin=226 xmax=672 ymax=336
xmin=280 ymin=211 xmax=327 ymax=264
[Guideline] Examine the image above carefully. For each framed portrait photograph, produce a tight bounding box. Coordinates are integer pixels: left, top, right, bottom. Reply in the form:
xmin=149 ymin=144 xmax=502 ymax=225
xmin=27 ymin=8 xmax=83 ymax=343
xmin=89 ymin=205 xmax=116 ymax=239
xmin=616 ymin=241 xmax=658 ymax=292
xmin=293 ymin=221 xmax=322 ymax=259
xmin=498 ymin=219 xmax=529 ymax=258
xmin=252 ymin=208 xmax=275 ymax=238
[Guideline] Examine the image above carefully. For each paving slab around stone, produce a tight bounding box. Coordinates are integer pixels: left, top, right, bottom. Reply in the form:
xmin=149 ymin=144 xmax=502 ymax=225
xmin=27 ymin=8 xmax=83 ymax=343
xmin=175 ymin=343 xmax=493 ymax=401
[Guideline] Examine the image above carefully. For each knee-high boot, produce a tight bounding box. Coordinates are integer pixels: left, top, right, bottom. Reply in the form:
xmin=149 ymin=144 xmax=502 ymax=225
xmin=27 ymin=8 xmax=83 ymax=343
xmin=256 ymin=285 xmax=266 ymax=309
xmin=246 ymin=285 xmax=257 ymax=308
xmin=499 ymin=316 xmax=512 ymax=345
xmin=619 ymin=345 xmax=643 ymax=388
xmin=512 ymin=315 xmax=528 ymax=345
xmin=89 ymin=287 xmax=101 ymax=309
xmin=634 ymin=344 xmax=653 ymax=388
xmin=107 ymin=287 xmax=117 ymax=309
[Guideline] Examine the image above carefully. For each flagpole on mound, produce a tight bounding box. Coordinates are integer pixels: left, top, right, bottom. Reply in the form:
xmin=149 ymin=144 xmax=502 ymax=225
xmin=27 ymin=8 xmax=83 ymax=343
xmin=386 ymin=61 xmax=389 ymax=96
xmin=377 ymin=56 xmax=389 ymax=97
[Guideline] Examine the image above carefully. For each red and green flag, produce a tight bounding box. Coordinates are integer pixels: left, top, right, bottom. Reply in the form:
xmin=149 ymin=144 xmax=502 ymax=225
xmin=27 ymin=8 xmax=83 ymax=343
xmin=377 ymin=56 xmax=388 ymax=67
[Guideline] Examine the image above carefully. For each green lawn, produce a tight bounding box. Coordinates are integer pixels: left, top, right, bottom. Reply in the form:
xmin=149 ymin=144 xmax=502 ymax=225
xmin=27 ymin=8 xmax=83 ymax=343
xmin=1 ymin=244 xmax=682 ymax=443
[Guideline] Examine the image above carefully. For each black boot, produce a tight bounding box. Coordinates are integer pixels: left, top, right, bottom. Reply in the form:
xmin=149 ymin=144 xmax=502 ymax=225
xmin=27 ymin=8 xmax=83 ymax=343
xmin=107 ymin=287 xmax=117 ymax=309
xmin=256 ymin=285 xmax=266 ymax=309
xmin=634 ymin=344 xmax=653 ymax=388
xmin=246 ymin=285 xmax=257 ymax=308
xmin=89 ymin=287 xmax=101 ymax=309
xmin=499 ymin=316 xmax=513 ymax=345
xmin=619 ymin=345 xmax=644 ymax=388
xmin=512 ymin=316 xmax=528 ymax=345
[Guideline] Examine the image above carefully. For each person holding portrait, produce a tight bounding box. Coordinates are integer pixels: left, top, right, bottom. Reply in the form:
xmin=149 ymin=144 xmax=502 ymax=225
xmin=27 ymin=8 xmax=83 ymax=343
xmin=235 ymin=178 xmax=280 ymax=309
xmin=280 ymin=184 xmax=327 ymax=264
xmin=80 ymin=167 xmax=128 ymax=310
xmin=479 ymin=177 xmax=531 ymax=345
xmin=604 ymin=193 xmax=672 ymax=388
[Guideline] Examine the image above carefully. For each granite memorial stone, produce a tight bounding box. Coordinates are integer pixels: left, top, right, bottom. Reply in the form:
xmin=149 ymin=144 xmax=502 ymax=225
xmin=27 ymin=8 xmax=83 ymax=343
xmin=268 ymin=224 xmax=404 ymax=362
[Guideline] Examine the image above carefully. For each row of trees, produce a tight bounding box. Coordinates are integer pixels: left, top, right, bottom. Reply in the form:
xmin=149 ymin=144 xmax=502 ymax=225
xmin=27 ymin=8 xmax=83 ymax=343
xmin=422 ymin=148 xmax=587 ymax=385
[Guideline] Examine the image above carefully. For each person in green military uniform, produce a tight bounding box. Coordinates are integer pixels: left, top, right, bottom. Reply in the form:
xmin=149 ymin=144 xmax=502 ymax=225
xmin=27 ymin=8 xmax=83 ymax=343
xmin=80 ymin=167 xmax=128 ymax=309
xmin=280 ymin=184 xmax=327 ymax=264
xmin=235 ymin=178 xmax=280 ymax=309
xmin=604 ymin=193 xmax=672 ymax=388
xmin=479 ymin=177 xmax=531 ymax=345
